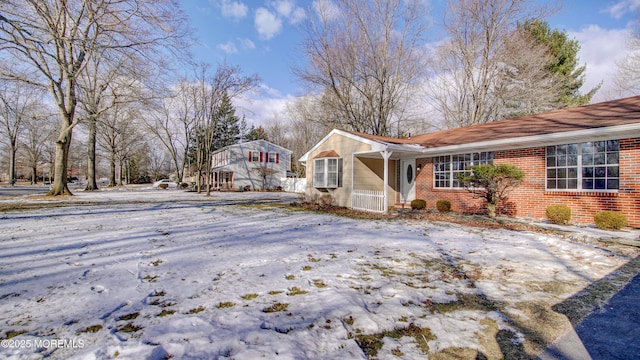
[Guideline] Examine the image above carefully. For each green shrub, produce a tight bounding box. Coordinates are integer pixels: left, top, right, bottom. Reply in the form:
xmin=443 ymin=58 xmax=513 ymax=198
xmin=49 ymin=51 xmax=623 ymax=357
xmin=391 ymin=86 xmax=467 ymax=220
xmin=436 ymin=200 xmax=451 ymax=213
xmin=411 ymin=199 xmax=426 ymax=210
xmin=546 ymin=204 xmax=571 ymax=225
xmin=594 ymin=211 xmax=627 ymax=230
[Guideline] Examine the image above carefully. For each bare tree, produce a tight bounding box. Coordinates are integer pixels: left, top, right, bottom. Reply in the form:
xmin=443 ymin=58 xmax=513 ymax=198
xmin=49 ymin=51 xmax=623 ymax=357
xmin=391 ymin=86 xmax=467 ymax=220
xmin=20 ymin=111 xmax=57 ymax=184
xmin=613 ymin=15 xmax=640 ymax=97
xmin=0 ymin=80 xmax=43 ymax=185
xmin=429 ymin=0 xmax=555 ymax=128
xmin=295 ymin=0 xmax=429 ymax=136
xmin=281 ymin=96 xmax=329 ymax=177
xmin=0 ymin=0 xmax=190 ymax=195
xmin=192 ymin=63 xmax=259 ymax=196
xmin=145 ymin=79 xmax=199 ymax=184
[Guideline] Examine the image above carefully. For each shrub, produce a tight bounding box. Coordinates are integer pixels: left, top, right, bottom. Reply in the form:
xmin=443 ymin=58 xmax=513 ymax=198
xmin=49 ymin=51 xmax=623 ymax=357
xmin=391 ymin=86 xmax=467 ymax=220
xmin=436 ymin=200 xmax=451 ymax=213
xmin=457 ymin=164 xmax=524 ymax=217
xmin=411 ymin=199 xmax=426 ymax=210
xmin=594 ymin=211 xmax=627 ymax=230
xmin=546 ymin=204 xmax=571 ymax=225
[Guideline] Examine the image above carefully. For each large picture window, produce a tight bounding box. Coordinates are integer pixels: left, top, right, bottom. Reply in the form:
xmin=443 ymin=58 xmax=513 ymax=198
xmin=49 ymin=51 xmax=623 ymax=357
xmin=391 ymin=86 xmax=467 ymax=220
xmin=313 ymin=158 xmax=342 ymax=188
xmin=546 ymin=140 xmax=619 ymax=191
xmin=434 ymin=152 xmax=494 ymax=188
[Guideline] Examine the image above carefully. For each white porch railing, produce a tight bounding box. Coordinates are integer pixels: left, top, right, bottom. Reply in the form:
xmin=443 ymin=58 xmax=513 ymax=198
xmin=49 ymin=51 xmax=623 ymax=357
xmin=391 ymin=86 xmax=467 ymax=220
xmin=352 ymin=189 xmax=385 ymax=213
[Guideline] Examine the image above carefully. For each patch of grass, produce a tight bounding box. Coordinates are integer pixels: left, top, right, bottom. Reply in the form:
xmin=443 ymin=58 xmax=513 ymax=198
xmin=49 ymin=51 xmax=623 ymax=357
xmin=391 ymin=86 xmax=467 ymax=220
xmin=287 ymin=287 xmax=308 ymax=296
xmin=157 ymin=309 xmax=176 ymax=317
xmin=117 ymin=312 xmax=139 ymax=321
xmin=143 ymin=275 xmax=158 ymax=282
xmin=343 ymin=316 xmax=355 ymax=326
xmin=117 ymin=322 xmax=143 ymax=333
xmin=263 ymin=302 xmax=289 ymax=313
xmin=188 ymin=306 xmax=205 ymax=314
xmin=268 ymin=290 xmax=283 ymax=295
xmin=302 ymin=265 xmax=312 ymax=271
xmin=151 ymin=259 xmax=163 ymax=266
xmin=312 ymin=279 xmax=327 ymax=288
xmin=308 ymin=255 xmax=322 ymax=262
xmin=151 ymin=290 xmax=166 ymax=297
xmin=355 ymin=323 xmax=435 ymax=357
xmin=217 ymin=301 xmax=235 ymax=309
xmin=78 ymin=325 xmax=103 ymax=334
xmin=391 ymin=347 xmax=404 ymax=356
xmin=426 ymin=293 xmax=503 ymax=314
xmin=285 ymin=274 xmax=295 ymax=280
xmin=241 ymin=293 xmax=259 ymax=300
xmin=1 ymin=330 xmax=28 ymax=340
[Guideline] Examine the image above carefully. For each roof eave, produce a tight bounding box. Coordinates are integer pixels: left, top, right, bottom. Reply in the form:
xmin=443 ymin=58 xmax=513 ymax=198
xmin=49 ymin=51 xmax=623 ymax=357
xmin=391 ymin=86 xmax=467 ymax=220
xmin=419 ymin=123 xmax=640 ymax=156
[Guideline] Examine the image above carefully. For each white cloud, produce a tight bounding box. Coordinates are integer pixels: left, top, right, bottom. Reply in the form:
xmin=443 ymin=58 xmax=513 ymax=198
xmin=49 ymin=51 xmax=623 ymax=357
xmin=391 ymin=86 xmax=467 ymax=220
xmin=220 ymin=0 xmax=248 ymax=20
xmin=255 ymin=7 xmax=282 ymax=40
xmin=233 ymin=86 xmax=299 ymax=127
xmin=238 ymin=38 xmax=256 ymax=50
xmin=218 ymin=41 xmax=238 ymax=54
xmin=606 ymin=0 xmax=640 ymax=19
xmin=569 ymin=25 xmax=632 ymax=101
xmin=271 ymin=0 xmax=306 ymax=23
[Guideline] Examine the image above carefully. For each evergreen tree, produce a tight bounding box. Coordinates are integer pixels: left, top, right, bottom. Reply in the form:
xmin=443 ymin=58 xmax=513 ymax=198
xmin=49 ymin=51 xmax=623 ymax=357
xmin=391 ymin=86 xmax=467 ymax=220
xmin=520 ymin=19 xmax=600 ymax=107
xmin=212 ymin=92 xmax=244 ymax=150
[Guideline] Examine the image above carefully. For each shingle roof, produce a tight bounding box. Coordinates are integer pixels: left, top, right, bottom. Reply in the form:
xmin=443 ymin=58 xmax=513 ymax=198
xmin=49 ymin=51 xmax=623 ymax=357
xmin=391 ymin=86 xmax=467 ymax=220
xmin=411 ymin=96 xmax=640 ymax=148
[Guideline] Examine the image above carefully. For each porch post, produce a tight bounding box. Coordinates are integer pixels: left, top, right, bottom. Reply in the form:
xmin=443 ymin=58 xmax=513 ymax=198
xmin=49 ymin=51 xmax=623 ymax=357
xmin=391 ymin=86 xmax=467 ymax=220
xmin=381 ymin=150 xmax=392 ymax=212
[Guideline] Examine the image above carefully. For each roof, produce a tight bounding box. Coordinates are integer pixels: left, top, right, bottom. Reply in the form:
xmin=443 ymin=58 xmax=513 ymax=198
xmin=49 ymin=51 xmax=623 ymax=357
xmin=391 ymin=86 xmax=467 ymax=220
xmin=409 ymin=95 xmax=640 ymax=148
xmin=299 ymin=96 xmax=640 ymax=162
xmin=213 ymin=139 xmax=292 ymax=154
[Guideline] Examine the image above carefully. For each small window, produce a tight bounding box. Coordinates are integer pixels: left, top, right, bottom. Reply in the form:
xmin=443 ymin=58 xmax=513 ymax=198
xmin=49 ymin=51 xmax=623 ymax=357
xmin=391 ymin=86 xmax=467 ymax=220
xmin=268 ymin=152 xmax=276 ymax=163
xmin=251 ymin=151 xmax=260 ymax=162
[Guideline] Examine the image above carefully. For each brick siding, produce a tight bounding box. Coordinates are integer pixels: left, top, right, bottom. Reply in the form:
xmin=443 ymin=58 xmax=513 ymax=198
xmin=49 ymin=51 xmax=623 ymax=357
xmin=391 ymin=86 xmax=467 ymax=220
xmin=414 ymin=137 xmax=640 ymax=228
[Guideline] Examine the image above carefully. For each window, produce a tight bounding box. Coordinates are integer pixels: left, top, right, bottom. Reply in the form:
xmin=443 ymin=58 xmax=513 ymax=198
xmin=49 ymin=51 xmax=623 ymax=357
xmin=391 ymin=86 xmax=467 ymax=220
xmin=313 ymin=158 xmax=342 ymax=188
xmin=249 ymin=151 xmax=260 ymax=162
xmin=434 ymin=152 xmax=494 ymax=188
xmin=546 ymin=140 xmax=619 ymax=191
xmin=268 ymin=152 xmax=276 ymax=163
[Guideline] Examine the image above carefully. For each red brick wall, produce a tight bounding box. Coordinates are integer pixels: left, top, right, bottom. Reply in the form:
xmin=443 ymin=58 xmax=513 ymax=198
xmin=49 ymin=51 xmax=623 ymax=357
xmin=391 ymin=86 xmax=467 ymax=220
xmin=414 ymin=137 xmax=640 ymax=228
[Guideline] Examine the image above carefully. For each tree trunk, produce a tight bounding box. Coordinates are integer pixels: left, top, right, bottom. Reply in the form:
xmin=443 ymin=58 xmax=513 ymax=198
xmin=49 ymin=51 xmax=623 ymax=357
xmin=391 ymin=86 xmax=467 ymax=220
xmin=487 ymin=203 xmax=497 ymax=218
xmin=109 ymin=150 xmax=117 ymax=187
xmin=48 ymin=130 xmax=72 ymax=195
xmin=31 ymin=165 xmax=37 ymax=184
xmin=85 ymin=116 xmax=99 ymax=191
xmin=9 ymin=142 xmax=16 ymax=186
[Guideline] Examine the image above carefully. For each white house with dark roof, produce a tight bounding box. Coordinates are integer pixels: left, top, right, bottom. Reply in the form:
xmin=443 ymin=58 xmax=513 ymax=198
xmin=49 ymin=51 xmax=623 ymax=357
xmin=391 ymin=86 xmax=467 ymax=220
xmin=211 ymin=140 xmax=292 ymax=191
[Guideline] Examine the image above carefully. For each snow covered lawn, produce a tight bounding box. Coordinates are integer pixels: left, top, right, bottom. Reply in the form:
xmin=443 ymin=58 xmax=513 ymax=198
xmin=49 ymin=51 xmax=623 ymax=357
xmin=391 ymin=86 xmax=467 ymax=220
xmin=0 ymin=189 xmax=636 ymax=359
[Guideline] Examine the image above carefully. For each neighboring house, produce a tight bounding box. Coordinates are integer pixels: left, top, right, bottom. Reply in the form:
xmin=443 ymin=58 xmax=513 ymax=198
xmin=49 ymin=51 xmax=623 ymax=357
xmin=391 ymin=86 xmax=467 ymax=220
xmin=299 ymin=96 xmax=640 ymax=227
xmin=211 ymin=140 xmax=292 ymax=191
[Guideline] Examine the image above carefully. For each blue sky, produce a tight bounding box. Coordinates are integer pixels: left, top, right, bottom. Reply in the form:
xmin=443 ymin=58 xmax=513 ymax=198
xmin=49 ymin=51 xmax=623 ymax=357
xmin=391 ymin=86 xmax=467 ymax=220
xmin=181 ymin=0 xmax=640 ymax=125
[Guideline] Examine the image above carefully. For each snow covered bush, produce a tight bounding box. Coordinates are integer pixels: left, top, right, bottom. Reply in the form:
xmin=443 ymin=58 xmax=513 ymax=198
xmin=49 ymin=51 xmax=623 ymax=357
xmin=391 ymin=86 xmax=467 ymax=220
xmin=546 ymin=204 xmax=571 ymax=224
xmin=594 ymin=211 xmax=627 ymax=230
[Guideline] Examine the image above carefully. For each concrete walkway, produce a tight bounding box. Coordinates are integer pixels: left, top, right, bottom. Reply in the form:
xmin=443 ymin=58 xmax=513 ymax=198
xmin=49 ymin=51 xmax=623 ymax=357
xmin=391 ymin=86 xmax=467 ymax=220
xmin=539 ymin=266 xmax=640 ymax=359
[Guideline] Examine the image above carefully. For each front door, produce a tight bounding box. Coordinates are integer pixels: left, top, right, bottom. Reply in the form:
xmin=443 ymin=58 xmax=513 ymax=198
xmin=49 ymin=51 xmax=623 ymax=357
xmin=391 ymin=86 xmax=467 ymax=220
xmin=400 ymin=159 xmax=416 ymax=204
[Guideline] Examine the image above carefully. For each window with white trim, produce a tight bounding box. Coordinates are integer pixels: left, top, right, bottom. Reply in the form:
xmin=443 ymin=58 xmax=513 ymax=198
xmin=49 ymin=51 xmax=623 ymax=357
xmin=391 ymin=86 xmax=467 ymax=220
xmin=434 ymin=152 xmax=494 ymax=188
xmin=268 ymin=152 xmax=276 ymax=163
xmin=251 ymin=151 xmax=259 ymax=162
xmin=313 ymin=158 xmax=342 ymax=188
xmin=546 ymin=140 xmax=619 ymax=191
